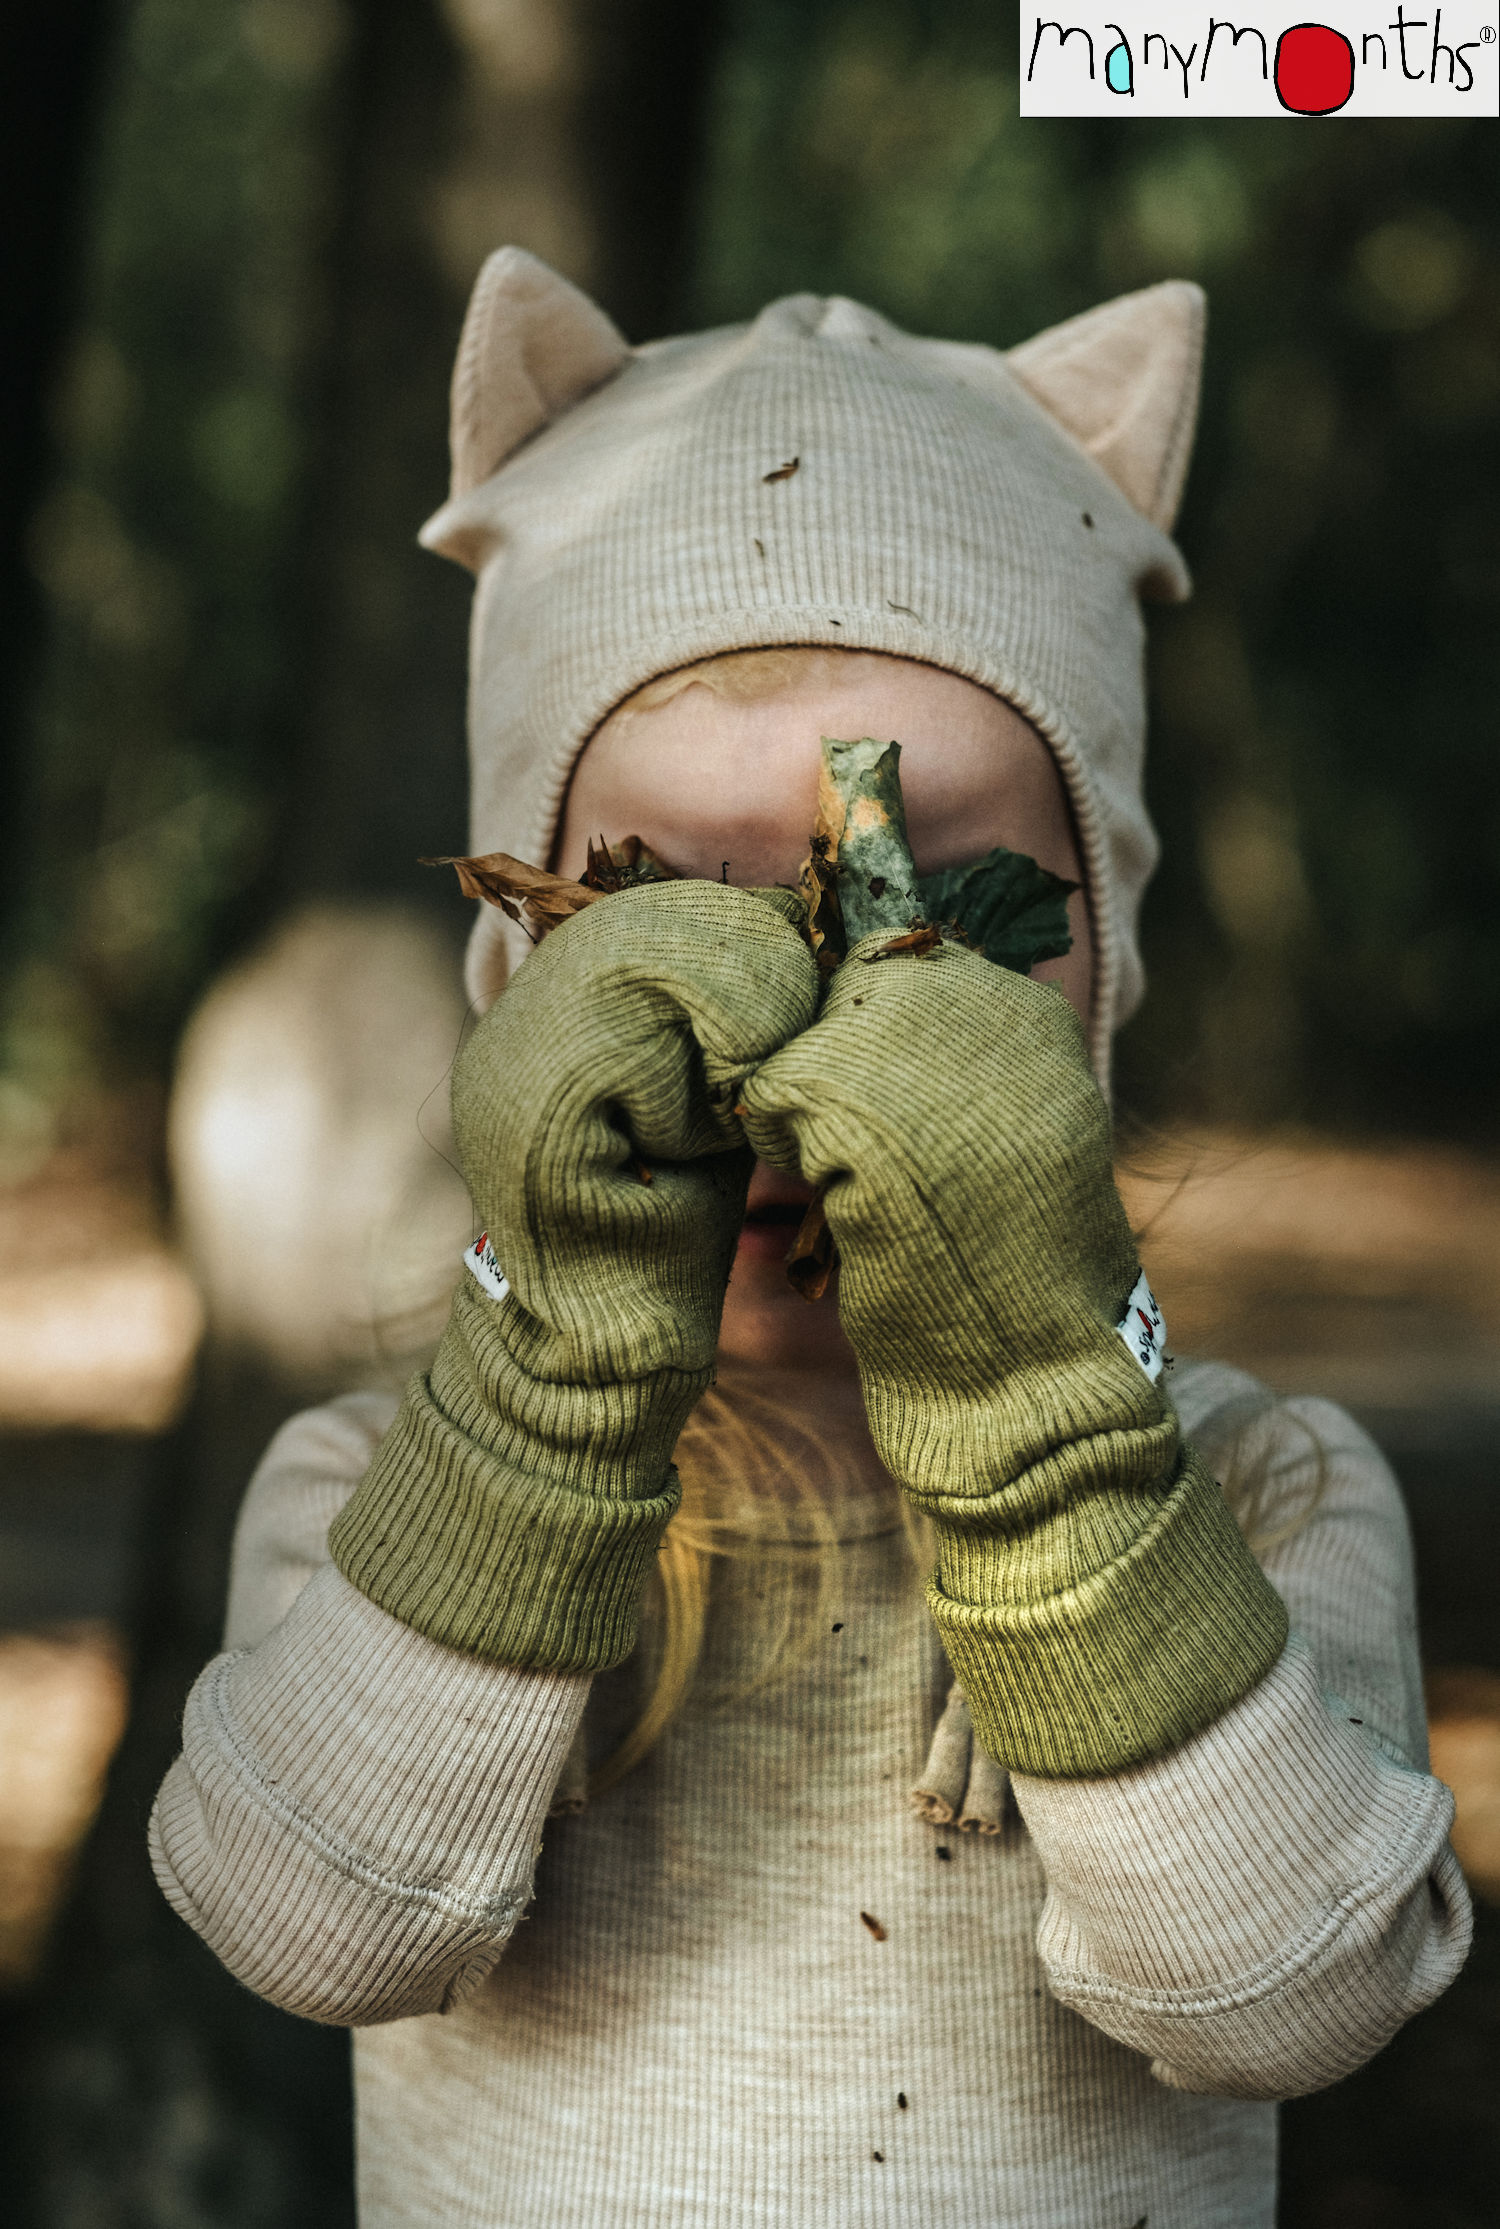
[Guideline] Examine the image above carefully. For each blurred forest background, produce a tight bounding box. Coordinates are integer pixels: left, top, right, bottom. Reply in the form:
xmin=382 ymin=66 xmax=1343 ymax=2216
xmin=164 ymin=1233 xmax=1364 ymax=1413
xmin=0 ymin=3 xmax=1497 ymax=2227
xmin=4 ymin=1 xmax=1499 ymax=1167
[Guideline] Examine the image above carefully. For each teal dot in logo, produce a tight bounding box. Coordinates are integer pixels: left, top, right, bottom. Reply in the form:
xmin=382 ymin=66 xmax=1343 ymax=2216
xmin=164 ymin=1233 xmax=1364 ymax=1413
xmin=1106 ymin=38 xmax=1133 ymax=92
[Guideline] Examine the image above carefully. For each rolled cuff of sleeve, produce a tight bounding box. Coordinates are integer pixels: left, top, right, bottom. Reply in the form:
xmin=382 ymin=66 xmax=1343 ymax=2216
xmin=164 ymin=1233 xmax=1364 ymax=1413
xmin=1017 ymin=1634 xmax=1472 ymax=2097
xmin=150 ymin=1564 xmax=590 ymax=2025
xmin=927 ymin=1445 xmax=1290 ymax=1777
xmin=329 ymin=1372 xmax=680 ymax=1672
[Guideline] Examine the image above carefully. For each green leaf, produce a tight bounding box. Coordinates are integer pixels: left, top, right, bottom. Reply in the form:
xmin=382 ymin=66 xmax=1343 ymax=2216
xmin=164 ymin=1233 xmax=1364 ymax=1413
xmin=916 ymin=847 xmax=1077 ymax=975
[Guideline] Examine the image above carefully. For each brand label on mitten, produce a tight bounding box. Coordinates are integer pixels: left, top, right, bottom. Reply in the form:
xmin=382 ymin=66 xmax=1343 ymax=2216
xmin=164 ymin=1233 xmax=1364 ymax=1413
xmin=1115 ymin=1272 xmax=1167 ymax=1381
xmin=464 ymin=1230 xmax=511 ymax=1303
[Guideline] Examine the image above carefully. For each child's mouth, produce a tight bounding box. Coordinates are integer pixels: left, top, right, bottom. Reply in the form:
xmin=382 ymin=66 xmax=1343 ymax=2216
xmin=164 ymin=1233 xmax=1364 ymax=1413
xmin=737 ymin=1197 xmax=810 ymax=1263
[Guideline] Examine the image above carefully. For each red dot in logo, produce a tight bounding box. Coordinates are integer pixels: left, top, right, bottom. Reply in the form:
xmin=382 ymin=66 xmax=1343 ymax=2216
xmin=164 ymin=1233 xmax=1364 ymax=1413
xmin=1274 ymin=22 xmax=1355 ymax=111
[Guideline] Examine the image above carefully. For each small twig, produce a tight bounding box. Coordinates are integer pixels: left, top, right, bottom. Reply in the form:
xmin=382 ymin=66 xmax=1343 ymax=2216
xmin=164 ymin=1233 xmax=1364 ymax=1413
xmin=815 ymin=738 xmax=922 ymax=944
xmin=785 ymin=1184 xmax=837 ymax=1301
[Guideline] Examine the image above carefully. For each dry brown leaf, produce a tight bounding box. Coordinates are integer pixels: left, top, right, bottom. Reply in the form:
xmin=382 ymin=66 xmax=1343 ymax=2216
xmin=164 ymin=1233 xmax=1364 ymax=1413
xmin=797 ymin=835 xmax=846 ymax=978
xmin=423 ymin=851 xmax=600 ymax=941
xmin=426 ymin=835 xmax=679 ymax=943
xmin=582 ymin=833 xmax=678 ymax=892
xmin=860 ymin=924 xmax=944 ymax=963
xmin=785 ymin=1186 xmax=837 ymax=1301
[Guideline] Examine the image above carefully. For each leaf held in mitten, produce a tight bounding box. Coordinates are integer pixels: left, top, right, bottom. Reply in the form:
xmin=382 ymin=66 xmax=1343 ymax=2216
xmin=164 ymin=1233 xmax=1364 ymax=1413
xmin=915 ymin=849 xmax=1077 ymax=976
xmin=425 ymin=836 xmax=678 ymax=940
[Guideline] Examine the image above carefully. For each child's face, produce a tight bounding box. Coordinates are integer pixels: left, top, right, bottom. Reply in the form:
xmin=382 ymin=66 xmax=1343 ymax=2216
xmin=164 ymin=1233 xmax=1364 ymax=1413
xmin=558 ymin=653 xmax=1091 ymax=1003
xmin=555 ymin=651 xmax=1093 ymax=1372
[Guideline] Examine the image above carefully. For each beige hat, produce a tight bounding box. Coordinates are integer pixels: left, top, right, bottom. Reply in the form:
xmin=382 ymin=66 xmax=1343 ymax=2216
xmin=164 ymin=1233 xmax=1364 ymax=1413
xmin=420 ymin=249 xmax=1204 ymax=1077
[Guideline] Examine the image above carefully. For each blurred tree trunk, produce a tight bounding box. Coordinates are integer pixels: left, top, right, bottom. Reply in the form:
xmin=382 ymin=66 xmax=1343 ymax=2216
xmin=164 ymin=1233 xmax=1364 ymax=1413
xmin=0 ymin=1 xmax=116 ymax=940
xmin=274 ymin=0 xmax=727 ymax=907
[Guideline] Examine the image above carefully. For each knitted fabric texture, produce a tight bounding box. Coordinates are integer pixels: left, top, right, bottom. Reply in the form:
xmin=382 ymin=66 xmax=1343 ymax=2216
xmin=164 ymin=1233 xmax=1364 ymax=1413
xmin=329 ymin=882 xmax=819 ymax=1671
xmin=419 ymin=260 xmax=1200 ymax=1076
xmin=151 ymin=1363 xmax=1470 ymax=2224
xmin=738 ymin=936 xmax=1288 ymax=1775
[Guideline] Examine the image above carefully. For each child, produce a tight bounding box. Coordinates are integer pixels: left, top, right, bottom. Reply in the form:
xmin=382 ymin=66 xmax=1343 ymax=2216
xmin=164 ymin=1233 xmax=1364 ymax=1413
xmin=151 ymin=250 xmax=1470 ymax=2229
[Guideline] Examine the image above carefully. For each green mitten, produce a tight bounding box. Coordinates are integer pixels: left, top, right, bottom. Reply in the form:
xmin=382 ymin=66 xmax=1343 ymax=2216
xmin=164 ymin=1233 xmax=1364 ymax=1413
xmin=738 ymin=935 xmax=1288 ymax=1777
xmin=330 ymin=880 xmax=819 ymax=1672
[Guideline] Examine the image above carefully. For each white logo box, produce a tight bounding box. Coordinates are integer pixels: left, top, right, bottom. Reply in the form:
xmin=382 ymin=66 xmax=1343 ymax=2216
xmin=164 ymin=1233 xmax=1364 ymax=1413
xmin=1020 ymin=1 xmax=1498 ymax=114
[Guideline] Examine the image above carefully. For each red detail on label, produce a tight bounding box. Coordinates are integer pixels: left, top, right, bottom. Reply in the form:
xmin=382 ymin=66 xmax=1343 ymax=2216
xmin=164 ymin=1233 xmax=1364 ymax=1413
xmin=1274 ymin=23 xmax=1355 ymax=112
xmin=477 ymin=1232 xmax=488 ymax=1250
xmin=1137 ymin=1308 xmax=1153 ymax=1332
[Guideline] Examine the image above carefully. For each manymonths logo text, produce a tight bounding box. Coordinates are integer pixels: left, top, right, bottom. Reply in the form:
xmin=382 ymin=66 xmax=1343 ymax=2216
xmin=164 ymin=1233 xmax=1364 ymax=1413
xmin=1020 ymin=0 xmax=1499 ymax=112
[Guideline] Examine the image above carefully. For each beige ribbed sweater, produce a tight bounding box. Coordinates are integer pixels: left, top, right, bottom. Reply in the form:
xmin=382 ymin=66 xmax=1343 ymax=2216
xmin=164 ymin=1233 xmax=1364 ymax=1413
xmin=152 ymin=1360 xmax=1470 ymax=2228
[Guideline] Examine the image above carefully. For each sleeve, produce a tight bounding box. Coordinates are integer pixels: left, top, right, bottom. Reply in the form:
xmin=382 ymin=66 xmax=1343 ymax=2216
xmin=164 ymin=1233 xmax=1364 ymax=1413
xmin=1008 ymin=1381 xmax=1473 ymax=2100
xmin=149 ymin=1393 xmax=590 ymax=2027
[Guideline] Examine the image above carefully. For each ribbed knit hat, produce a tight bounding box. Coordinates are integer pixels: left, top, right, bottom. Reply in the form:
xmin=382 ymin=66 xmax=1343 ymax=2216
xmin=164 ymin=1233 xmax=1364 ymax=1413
xmin=420 ymin=250 xmax=1205 ymax=1076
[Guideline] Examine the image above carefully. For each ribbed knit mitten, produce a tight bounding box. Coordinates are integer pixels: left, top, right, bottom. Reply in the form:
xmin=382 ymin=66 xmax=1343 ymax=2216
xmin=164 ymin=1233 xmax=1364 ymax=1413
xmin=330 ymin=881 xmax=819 ymax=1673
xmin=738 ymin=935 xmax=1288 ymax=1777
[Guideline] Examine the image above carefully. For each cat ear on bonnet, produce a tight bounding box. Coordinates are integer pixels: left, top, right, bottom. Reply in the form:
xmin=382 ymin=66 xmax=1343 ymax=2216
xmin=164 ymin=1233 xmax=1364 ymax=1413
xmin=417 ymin=253 xmax=1205 ymax=569
xmin=1005 ymin=280 xmax=1206 ymax=536
xmin=418 ymin=247 xmax=630 ymax=568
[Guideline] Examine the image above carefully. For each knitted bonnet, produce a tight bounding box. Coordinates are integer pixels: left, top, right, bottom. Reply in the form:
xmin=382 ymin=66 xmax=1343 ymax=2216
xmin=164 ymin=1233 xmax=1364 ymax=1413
xmin=419 ymin=249 xmax=1205 ymax=1077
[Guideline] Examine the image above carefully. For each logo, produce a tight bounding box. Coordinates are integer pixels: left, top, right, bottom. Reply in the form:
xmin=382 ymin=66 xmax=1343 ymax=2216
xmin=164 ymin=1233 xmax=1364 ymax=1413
xmin=1115 ymin=1272 xmax=1168 ymax=1383
xmin=464 ymin=1230 xmax=511 ymax=1303
xmin=1021 ymin=2 xmax=1498 ymax=112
